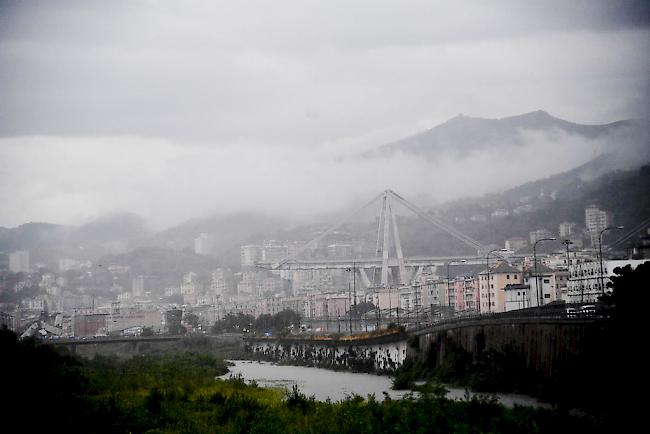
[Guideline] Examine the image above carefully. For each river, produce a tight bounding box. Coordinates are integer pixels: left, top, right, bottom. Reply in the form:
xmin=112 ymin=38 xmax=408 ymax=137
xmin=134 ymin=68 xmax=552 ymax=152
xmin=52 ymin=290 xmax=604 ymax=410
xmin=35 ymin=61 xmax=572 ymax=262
xmin=219 ymin=360 xmax=551 ymax=408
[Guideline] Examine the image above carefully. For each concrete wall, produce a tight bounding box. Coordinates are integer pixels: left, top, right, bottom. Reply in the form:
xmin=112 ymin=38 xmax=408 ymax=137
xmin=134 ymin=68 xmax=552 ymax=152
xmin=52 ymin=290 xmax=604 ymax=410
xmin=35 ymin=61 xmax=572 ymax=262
xmin=49 ymin=334 xmax=244 ymax=359
xmin=245 ymin=317 xmax=601 ymax=379
xmin=415 ymin=318 xmax=601 ymax=379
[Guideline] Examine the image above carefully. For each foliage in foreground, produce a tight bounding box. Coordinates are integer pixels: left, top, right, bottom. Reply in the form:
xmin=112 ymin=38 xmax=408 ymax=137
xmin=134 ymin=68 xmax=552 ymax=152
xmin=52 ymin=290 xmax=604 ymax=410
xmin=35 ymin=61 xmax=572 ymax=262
xmin=1 ymin=328 xmax=607 ymax=434
xmin=392 ymin=262 xmax=649 ymax=426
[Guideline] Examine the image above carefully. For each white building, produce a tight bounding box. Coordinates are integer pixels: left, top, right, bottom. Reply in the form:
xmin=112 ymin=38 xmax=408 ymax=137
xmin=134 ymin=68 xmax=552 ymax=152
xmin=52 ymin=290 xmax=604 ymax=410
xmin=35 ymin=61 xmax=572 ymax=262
xmin=194 ymin=233 xmax=213 ymax=256
xmin=22 ymin=296 xmax=45 ymax=310
xmin=504 ymin=284 xmax=532 ymax=311
xmin=183 ymin=272 xmax=198 ymax=284
xmin=399 ymin=285 xmax=422 ymax=311
xmin=559 ymin=222 xmax=578 ymax=238
xmin=241 ymin=244 xmax=262 ymax=267
xmin=132 ymin=275 xmax=147 ymax=297
xmin=505 ymin=237 xmax=528 ymax=252
xmin=164 ymin=286 xmax=180 ymax=297
xmin=585 ymin=204 xmax=613 ymax=248
xmin=491 ymin=208 xmax=510 ymax=218
xmin=513 ymin=204 xmax=534 ymax=215
xmin=327 ymin=243 xmax=353 ymax=258
xmin=256 ymin=277 xmax=285 ymax=296
xmin=9 ymin=250 xmax=30 ymax=273
xmin=523 ymin=264 xmax=562 ymax=307
xmin=117 ymin=292 xmax=132 ymax=302
xmin=262 ymin=240 xmax=289 ymax=263
xmin=567 ymin=259 xmax=648 ymax=303
xmin=210 ymin=268 xmax=231 ymax=297
xmin=529 ymin=229 xmax=554 ymax=245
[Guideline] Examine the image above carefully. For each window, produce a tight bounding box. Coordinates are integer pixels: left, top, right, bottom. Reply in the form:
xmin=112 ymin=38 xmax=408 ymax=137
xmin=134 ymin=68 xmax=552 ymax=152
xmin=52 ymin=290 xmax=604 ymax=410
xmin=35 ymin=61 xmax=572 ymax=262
xmin=507 ymin=274 xmax=510 ymax=279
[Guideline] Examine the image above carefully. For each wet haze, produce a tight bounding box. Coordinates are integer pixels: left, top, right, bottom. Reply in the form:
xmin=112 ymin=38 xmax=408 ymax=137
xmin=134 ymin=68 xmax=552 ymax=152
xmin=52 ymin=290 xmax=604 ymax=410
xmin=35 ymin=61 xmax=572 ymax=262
xmin=1 ymin=0 xmax=649 ymax=228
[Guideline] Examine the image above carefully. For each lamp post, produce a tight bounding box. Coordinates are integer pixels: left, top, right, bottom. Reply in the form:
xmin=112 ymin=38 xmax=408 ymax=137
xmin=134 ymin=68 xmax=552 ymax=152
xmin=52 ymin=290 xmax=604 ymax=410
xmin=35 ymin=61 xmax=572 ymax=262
xmin=599 ymin=226 xmax=624 ymax=296
xmin=485 ymin=249 xmax=507 ymax=313
xmin=563 ymin=239 xmax=573 ymax=300
xmin=388 ymin=285 xmax=392 ymax=324
xmin=533 ymin=238 xmax=557 ymax=307
xmin=345 ymin=262 xmax=357 ymax=331
xmin=446 ymin=259 xmax=466 ymax=317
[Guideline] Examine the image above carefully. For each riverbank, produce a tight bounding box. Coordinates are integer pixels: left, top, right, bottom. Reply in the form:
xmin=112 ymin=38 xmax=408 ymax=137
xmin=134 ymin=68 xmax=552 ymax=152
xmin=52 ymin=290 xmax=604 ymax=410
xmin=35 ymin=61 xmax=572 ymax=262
xmin=222 ymin=360 xmax=552 ymax=408
xmin=3 ymin=329 xmax=609 ymax=433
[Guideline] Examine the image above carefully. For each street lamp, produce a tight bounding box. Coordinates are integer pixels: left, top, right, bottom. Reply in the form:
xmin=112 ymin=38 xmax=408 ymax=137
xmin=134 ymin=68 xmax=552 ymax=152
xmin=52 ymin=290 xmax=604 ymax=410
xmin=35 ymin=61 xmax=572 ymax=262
xmin=345 ymin=262 xmax=357 ymax=331
xmin=599 ymin=226 xmax=624 ymax=296
xmin=485 ymin=249 xmax=507 ymax=313
xmin=446 ymin=259 xmax=466 ymax=316
xmin=563 ymin=239 xmax=573 ymax=299
xmin=533 ymin=238 xmax=557 ymax=307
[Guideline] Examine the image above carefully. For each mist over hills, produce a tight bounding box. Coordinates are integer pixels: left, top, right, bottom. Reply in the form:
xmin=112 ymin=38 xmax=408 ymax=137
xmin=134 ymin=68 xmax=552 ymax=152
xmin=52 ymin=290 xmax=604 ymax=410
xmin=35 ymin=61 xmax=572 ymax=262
xmin=369 ymin=110 xmax=646 ymax=160
xmin=72 ymin=212 xmax=151 ymax=245
xmin=0 ymin=212 xmax=292 ymax=271
xmin=2 ymin=162 xmax=648 ymax=273
xmin=1 ymin=110 xmax=648 ymax=270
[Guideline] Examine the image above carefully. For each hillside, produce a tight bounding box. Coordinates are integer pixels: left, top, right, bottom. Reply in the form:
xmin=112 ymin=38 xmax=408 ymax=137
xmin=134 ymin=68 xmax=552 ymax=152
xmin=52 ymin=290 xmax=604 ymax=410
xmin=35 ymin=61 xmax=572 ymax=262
xmin=427 ymin=163 xmax=650 ymax=254
xmin=370 ymin=110 xmax=643 ymax=158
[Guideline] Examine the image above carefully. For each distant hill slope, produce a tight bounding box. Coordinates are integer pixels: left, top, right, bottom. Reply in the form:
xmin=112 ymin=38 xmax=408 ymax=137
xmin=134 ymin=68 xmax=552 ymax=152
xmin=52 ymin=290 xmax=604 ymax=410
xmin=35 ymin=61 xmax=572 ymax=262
xmin=0 ymin=213 xmax=152 ymax=267
xmin=0 ymin=222 xmax=70 ymax=252
xmin=98 ymin=246 xmax=217 ymax=288
xmin=368 ymin=110 xmax=646 ymax=160
xmin=423 ymin=163 xmax=650 ymax=255
xmin=147 ymin=212 xmax=289 ymax=260
xmin=71 ymin=212 xmax=151 ymax=246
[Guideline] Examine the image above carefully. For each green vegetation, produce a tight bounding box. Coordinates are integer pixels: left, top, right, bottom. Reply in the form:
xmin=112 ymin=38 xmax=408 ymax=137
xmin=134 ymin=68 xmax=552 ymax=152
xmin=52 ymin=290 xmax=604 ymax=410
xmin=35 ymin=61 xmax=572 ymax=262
xmin=393 ymin=262 xmax=649 ymax=428
xmin=212 ymin=309 xmax=302 ymax=336
xmin=393 ymin=340 xmax=541 ymax=396
xmin=1 ymin=327 xmax=604 ymax=433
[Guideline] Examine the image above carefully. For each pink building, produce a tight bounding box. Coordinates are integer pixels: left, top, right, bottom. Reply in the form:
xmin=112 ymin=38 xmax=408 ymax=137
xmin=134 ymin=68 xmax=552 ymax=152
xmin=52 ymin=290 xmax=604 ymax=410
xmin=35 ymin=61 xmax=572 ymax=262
xmin=453 ymin=276 xmax=479 ymax=312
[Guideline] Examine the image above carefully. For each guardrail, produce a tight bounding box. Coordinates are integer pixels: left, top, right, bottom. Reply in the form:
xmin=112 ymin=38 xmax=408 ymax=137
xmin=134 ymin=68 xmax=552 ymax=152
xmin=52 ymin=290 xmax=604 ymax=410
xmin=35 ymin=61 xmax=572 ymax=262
xmin=406 ymin=303 xmax=607 ymax=334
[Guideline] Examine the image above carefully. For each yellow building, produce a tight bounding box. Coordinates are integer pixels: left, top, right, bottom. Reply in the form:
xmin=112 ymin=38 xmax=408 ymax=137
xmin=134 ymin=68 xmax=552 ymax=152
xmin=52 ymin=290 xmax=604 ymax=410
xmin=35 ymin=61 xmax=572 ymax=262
xmin=478 ymin=262 xmax=522 ymax=313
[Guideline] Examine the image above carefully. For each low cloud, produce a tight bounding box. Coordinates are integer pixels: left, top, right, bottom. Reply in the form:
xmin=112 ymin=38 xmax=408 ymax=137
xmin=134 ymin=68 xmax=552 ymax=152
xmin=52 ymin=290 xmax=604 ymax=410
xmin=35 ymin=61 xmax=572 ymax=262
xmin=0 ymin=128 xmax=634 ymax=229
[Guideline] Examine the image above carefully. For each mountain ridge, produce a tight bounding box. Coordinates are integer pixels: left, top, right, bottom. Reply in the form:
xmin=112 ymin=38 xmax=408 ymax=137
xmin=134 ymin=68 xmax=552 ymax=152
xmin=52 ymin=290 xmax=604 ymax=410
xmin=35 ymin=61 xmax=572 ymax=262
xmin=368 ymin=110 xmax=642 ymax=157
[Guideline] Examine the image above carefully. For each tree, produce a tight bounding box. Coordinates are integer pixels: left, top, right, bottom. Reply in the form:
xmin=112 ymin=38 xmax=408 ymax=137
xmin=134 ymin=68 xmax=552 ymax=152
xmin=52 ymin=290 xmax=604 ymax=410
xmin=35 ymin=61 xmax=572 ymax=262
xmin=596 ymin=261 xmax=649 ymax=425
xmin=183 ymin=312 xmax=200 ymax=330
xmin=601 ymin=261 xmax=650 ymax=322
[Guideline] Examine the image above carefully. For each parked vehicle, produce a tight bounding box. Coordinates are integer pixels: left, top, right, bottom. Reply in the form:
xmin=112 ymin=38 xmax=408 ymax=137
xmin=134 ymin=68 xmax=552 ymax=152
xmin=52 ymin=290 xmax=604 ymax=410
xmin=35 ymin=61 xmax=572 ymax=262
xmin=579 ymin=305 xmax=598 ymax=317
xmin=566 ymin=307 xmax=577 ymax=318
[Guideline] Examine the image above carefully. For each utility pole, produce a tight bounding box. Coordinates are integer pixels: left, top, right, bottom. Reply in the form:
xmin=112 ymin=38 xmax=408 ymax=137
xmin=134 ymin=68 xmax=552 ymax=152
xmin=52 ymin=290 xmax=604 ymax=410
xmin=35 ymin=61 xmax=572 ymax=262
xmin=353 ymin=261 xmax=357 ymax=309
xmin=388 ymin=286 xmax=392 ymax=328
xmin=347 ymin=283 xmax=352 ymax=334
xmin=563 ymin=239 xmax=573 ymax=303
xmin=338 ymin=309 xmax=341 ymax=334
xmin=599 ymin=226 xmax=624 ymax=296
xmin=376 ymin=289 xmax=380 ymax=329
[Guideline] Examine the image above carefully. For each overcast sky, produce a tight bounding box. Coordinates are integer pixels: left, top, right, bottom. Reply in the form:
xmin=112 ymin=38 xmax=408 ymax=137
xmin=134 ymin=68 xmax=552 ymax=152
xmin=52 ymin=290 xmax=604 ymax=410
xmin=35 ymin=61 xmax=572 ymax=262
xmin=1 ymin=0 xmax=649 ymax=229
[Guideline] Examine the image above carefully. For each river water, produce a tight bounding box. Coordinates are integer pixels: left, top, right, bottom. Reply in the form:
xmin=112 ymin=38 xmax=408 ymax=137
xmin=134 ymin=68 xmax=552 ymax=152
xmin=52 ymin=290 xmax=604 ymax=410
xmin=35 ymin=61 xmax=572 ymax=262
xmin=219 ymin=360 xmax=550 ymax=408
